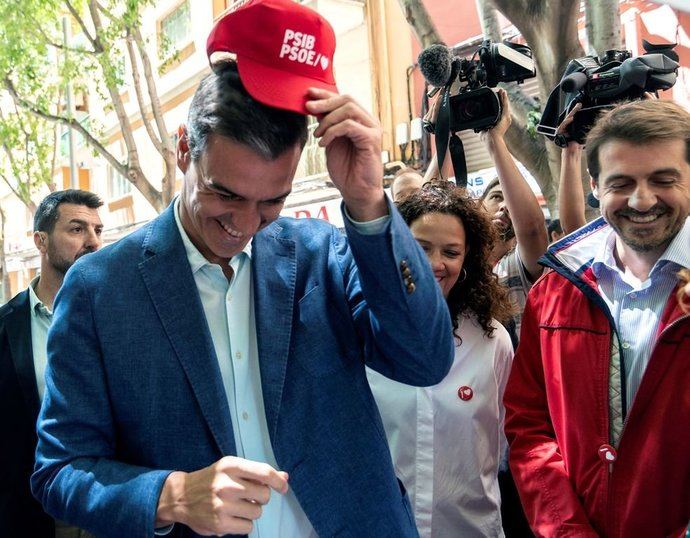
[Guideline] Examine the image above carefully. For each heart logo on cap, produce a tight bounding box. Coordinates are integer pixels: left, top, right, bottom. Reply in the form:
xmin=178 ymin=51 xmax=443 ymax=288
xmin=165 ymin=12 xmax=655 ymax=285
xmin=320 ymin=56 xmax=329 ymax=70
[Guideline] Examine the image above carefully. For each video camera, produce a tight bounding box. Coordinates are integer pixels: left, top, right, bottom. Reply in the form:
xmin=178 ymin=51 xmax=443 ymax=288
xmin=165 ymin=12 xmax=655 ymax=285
xmin=420 ymin=40 xmax=536 ymax=133
xmin=537 ymin=40 xmax=679 ymax=146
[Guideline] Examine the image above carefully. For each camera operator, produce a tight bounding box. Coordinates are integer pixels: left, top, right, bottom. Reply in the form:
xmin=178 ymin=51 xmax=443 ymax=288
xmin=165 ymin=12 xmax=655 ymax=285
xmin=480 ymin=88 xmax=548 ymax=337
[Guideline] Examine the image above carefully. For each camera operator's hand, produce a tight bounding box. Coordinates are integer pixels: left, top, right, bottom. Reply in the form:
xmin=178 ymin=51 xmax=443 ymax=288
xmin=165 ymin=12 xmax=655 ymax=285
xmin=306 ymin=88 xmax=387 ymax=222
xmin=556 ymin=102 xmax=588 ymax=233
xmin=485 ymin=88 xmax=512 ymax=142
xmin=557 ymin=102 xmax=583 ymax=150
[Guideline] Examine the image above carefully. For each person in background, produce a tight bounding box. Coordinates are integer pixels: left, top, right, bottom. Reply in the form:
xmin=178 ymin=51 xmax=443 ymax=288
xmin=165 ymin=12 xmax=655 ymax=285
xmin=368 ymin=181 xmax=514 ymax=537
xmin=547 ymin=218 xmax=564 ymax=243
xmin=479 ymin=89 xmax=549 ymax=338
xmin=391 ymin=167 xmax=425 ymax=203
xmin=505 ymin=99 xmax=690 ymax=536
xmin=0 ymin=189 xmax=103 ymax=538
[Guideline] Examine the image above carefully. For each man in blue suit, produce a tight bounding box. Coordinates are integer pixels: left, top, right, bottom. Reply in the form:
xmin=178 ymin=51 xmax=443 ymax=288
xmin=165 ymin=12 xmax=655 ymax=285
xmin=32 ymin=6 xmax=453 ymax=536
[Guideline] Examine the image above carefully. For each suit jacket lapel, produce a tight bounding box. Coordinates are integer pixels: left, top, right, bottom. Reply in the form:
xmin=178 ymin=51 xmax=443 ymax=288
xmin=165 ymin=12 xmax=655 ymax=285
xmin=138 ymin=205 xmax=237 ymax=456
xmin=253 ymin=222 xmax=296 ymax=440
xmin=6 ymin=291 xmax=41 ymax=419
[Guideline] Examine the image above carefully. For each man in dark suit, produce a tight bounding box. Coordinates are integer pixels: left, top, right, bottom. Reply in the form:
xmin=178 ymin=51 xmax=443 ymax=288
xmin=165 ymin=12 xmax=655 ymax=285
xmin=32 ymin=3 xmax=454 ymax=536
xmin=1 ymin=189 xmax=102 ymax=537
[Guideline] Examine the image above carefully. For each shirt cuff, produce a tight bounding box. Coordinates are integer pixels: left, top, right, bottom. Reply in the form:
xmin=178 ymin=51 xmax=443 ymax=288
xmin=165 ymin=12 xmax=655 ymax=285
xmin=154 ymin=524 xmax=175 ymax=535
xmin=343 ymin=205 xmax=391 ymax=235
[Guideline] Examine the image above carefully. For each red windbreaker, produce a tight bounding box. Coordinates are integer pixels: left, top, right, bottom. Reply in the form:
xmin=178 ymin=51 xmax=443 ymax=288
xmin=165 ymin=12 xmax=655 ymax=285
xmin=504 ymin=218 xmax=690 ymax=537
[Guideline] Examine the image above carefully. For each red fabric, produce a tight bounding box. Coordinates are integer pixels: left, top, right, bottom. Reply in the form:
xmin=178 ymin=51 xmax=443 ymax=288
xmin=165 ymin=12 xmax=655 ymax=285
xmin=207 ymin=0 xmax=337 ymax=114
xmin=505 ymin=269 xmax=690 ymax=537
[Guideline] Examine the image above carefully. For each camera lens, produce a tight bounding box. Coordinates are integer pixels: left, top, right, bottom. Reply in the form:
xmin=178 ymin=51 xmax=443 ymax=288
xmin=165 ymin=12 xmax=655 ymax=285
xmin=458 ymin=99 xmax=483 ymax=120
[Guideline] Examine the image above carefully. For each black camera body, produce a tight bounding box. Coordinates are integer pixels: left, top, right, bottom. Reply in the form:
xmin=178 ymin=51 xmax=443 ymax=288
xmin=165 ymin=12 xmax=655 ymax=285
xmin=538 ymin=40 xmax=679 ymax=146
xmin=420 ymin=40 xmax=536 ymax=134
xmin=448 ymin=40 xmax=536 ymax=132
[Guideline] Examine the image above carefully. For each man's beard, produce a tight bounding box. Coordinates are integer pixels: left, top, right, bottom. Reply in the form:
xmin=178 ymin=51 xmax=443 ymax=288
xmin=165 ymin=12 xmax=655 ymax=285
xmin=497 ymin=221 xmax=515 ymax=243
xmin=48 ymin=245 xmax=96 ymax=275
xmin=608 ymin=204 xmax=681 ymax=253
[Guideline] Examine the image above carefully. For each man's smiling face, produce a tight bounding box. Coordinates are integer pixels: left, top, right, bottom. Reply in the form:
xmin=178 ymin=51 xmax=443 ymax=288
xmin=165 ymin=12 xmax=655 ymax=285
xmin=592 ymin=138 xmax=690 ymax=254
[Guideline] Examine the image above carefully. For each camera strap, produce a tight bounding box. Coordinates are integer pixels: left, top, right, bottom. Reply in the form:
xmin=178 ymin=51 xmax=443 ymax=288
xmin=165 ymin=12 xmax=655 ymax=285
xmin=449 ymin=135 xmax=467 ymax=189
xmin=435 ymin=87 xmax=468 ymax=188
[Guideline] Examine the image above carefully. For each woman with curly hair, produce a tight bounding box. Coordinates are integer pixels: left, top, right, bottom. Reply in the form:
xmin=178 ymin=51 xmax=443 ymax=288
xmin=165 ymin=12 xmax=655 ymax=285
xmin=367 ymin=181 xmax=514 ymax=537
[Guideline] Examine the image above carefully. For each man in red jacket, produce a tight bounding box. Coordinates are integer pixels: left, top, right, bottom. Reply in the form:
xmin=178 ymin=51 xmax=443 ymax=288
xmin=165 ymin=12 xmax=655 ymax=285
xmin=505 ymin=99 xmax=690 ymax=537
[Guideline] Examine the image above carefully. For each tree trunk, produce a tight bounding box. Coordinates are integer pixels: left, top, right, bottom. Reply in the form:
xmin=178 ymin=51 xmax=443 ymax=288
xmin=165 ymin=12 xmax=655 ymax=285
xmin=585 ymin=0 xmax=622 ymax=55
xmin=396 ymin=0 xmax=443 ymax=46
xmin=475 ymin=0 xmax=558 ymax=212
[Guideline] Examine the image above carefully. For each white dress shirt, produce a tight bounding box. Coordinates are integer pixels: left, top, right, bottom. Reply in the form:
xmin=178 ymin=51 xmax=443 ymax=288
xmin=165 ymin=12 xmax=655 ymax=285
xmin=28 ymin=276 xmax=52 ymax=401
xmin=367 ymin=316 xmax=513 ymax=537
xmin=173 ymin=200 xmax=316 ymax=538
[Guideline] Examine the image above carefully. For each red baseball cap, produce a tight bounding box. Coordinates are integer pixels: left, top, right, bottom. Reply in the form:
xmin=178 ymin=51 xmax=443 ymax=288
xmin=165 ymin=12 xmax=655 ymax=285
xmin=207 ymin=0 xmax=338 ymax=115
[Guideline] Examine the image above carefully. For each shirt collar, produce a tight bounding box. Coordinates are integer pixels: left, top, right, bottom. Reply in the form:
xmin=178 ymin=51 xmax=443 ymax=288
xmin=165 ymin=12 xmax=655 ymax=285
xmin=173 ymin=197 xmax=252 ymax=274
xmin=592 ymin=216 xmax=690 ymax=279
xmin=591 ymin=228 xmax=618 ymax=278
xmin=655 ymin=216 xmax=690 ymax=271
xmin=28 ymin=275 xmax=52 ymax=317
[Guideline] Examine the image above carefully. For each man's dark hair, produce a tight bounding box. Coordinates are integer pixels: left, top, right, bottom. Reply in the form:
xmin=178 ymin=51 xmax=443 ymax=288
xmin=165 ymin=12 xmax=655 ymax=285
xmin=187 ymin=61 xmax=309 ymax=161
xmin=398 ymin=181 xmax=513 ymax=338
xmin=586 ymin=99 xmax=690 ymax=182
xmin=547 ymin=218 xmax=562 ymax=237
xmin=479 ymin=177 xmax=500 ymax=202
xmin=34 ymin=190 xmax=103 ymax=233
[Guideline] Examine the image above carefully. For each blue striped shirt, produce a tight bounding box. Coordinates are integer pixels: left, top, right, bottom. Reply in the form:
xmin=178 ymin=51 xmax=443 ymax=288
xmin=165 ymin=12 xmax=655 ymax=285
xmin=592 ymin=218 xmax=690 ymax=411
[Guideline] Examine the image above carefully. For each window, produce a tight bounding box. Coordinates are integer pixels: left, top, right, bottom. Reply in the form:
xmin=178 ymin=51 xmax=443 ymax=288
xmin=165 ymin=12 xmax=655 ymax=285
xmin=108 ymin=164 xmax=131 ymax=199
xmin=158 ymin=1 xmax=193 ymax=72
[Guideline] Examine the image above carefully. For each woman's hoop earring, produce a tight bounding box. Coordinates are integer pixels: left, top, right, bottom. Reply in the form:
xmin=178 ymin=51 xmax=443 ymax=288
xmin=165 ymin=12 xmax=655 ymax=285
xmin=458 ymin=268 xmax=467 ymax=283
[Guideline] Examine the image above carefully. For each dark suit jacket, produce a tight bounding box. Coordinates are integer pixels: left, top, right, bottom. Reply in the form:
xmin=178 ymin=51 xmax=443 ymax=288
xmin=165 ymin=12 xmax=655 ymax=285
xmin=33 ymin=203 xmax=454 ymax=537
xmin=0 ymin=290 xmax=54 ymax=537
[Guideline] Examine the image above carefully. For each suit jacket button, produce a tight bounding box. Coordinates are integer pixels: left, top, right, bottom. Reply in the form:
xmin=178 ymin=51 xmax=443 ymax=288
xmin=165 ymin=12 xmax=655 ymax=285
xmin=400 ymin=259 xmax=408 ymax=270
xmin=406 ymin=282 xmax=416 ymax=294
xmin=402 ymin=267 xmax=412 ymax=278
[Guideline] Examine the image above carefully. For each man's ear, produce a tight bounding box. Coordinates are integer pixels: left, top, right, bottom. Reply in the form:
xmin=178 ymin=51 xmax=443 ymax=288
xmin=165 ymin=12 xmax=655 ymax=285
xmin=590 ymin=177 xmax=599 ymax=200
xmin=177 ymin=124 xmax=191 ymax=173
xmin=33 ymin=231 xmax=47 ymax=253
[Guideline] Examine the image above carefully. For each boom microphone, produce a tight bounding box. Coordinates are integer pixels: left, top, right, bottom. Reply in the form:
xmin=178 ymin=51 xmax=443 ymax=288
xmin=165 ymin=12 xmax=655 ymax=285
xmin=418 ymin=44 xmax=453 ymax=87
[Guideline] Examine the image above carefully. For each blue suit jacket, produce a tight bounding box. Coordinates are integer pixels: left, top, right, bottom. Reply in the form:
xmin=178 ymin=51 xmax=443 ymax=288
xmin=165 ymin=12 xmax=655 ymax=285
xmin=32 ymin=203 xmax=453 ymax=537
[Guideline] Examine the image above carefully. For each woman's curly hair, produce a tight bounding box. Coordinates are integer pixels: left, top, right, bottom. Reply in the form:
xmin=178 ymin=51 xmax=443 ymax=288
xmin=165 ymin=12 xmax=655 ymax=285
xmin=397 ymin=181 xmax=514 ymax=338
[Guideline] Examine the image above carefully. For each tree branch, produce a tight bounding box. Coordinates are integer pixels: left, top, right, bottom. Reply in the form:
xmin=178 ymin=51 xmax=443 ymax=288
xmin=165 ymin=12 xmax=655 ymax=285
xmin=4 ymin=77 xmax=129 ymax=182
xmin=585 ymin=0 xmax=622 ymax=55
xmin=34 ymin=22 xmax=99 ymax=55
xmin=396 ymin=0 xmax=443 ymax=47
xmin=476 ymin=0 xmax=502 ymax=41
xmin=125 ymin=33 xmax=163 ymax=155
xmin=132 ymin=26 xmax=172 ymax=152
xmin=86 ymin=0 xmax=162 ymax=211
xmin=64 ymin=0 xmax=100 ymax=51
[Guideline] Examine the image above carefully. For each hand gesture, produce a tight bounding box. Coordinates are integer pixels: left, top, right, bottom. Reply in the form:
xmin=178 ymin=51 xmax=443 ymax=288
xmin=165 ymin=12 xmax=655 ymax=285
xmin=306 ymin=88 xmax=387 ymax=221
xmin=156 ymin=456 xmax=289 ymax=536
